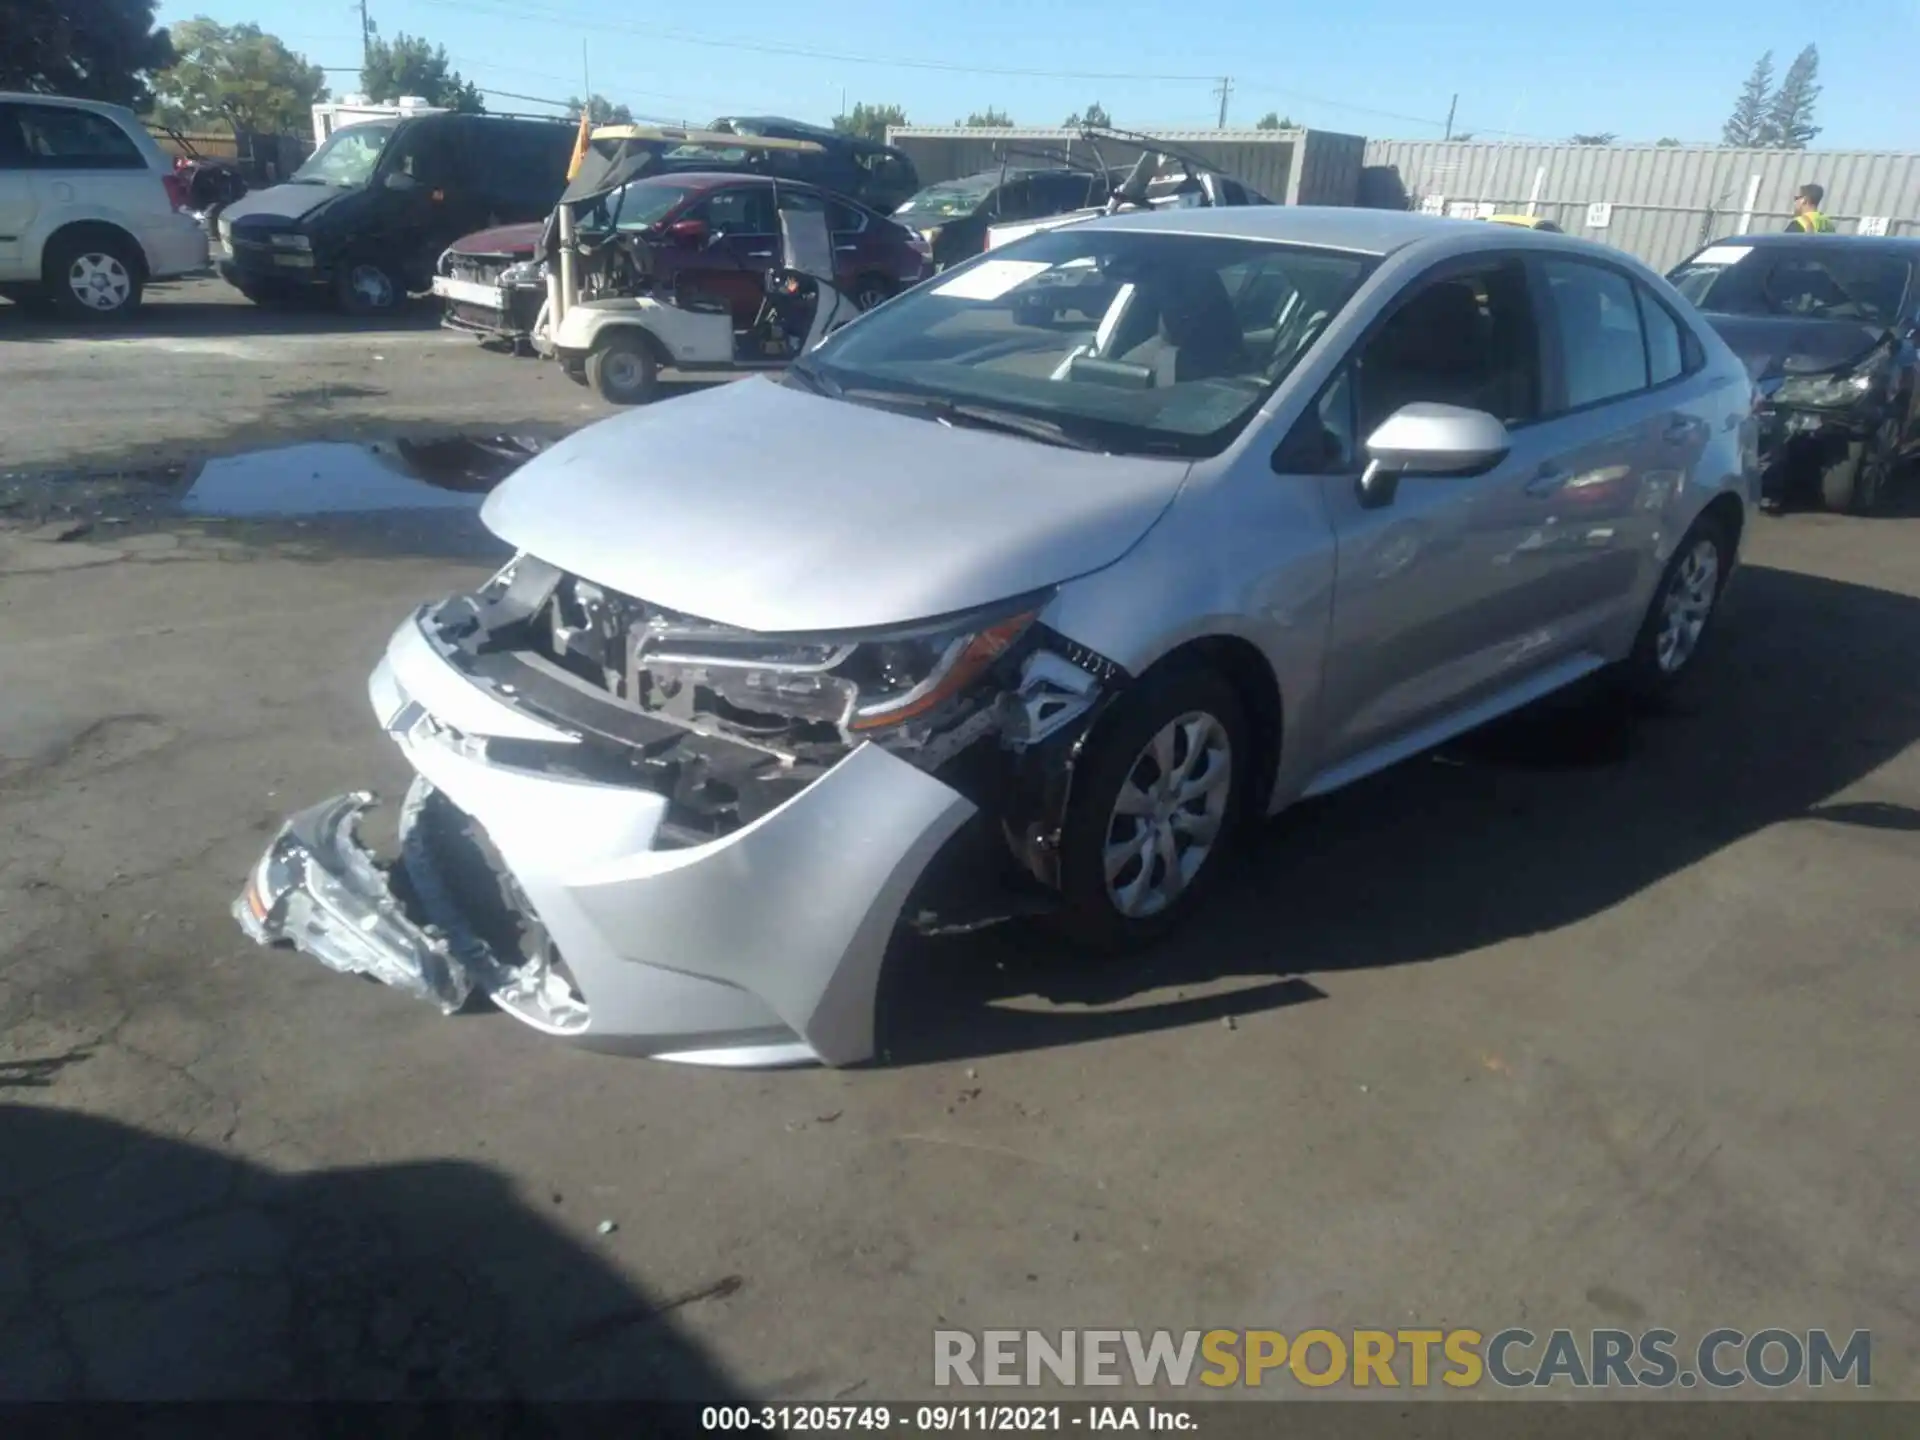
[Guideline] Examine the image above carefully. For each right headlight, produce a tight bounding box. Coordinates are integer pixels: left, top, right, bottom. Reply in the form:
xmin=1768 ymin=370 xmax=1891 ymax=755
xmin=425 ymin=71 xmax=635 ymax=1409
xmin=499 ymin=259 xmax=546 ymax=286
xmin=1772 ymin=367 xmax=1877 ymax=409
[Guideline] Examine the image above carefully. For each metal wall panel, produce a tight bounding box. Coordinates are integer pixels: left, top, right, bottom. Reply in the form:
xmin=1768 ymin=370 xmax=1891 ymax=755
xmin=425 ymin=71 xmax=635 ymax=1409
xmin=886 ymin=127 xmax=1366 ymax=206
xmin=1360 ymin=140 xmax=1920 ymax=271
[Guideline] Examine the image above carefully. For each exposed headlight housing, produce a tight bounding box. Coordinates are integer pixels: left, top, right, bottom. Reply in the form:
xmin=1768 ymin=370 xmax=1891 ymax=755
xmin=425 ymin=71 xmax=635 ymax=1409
xmin=1773 ymin=367 xmax=1877 ymax=409
xmin=269 ymin=232 xmax=312 ymax=251
xmin=633 ymin=598 xmax=1046 ymax=736
xmin=500 ymin=259 xmax=546 ymax=286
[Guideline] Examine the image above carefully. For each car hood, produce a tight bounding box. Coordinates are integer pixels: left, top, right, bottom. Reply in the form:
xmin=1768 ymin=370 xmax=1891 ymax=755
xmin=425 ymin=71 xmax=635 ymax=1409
xmin=479 ymin=377 xmax=1191 ymax=634
xmin=449 ymin=221 xmax=543 ymax=256
xmin=1703 ymin=313 xmax=1891 ymax=381
xmin=220 ymin=183 xmax=343 ymax=227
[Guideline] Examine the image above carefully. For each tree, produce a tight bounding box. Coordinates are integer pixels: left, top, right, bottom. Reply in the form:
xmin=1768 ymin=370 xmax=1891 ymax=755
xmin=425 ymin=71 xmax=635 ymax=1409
xmin=1656 ymin=136 xmax=1682 ymax=146
xmin=958 ymin=107 xmax=1011 ymax=127
xmin=362 ymin=32 xmax=483 ymax=113
xmin=1763 ymin=44 xmax=1821 ymax=150
xmin=565 ymin=93 xmax=632 ymax=125
xmin=832 ymin=101 xmax=906 ymax=144
xmin=1721 ymin=50 xmax=1774 ymax=147
xmin=1255 ymin=111 xmax=1296 ymax=130
xmin=153 ymin=20 xmax=326 ymax=134
xmin=0 ymin=0 xmax=175 ymax=110
xmin=1569 ymin=132 xmax=1617 ymax=146
xmin=1064 ymin=102 xmax=1112 ymax=128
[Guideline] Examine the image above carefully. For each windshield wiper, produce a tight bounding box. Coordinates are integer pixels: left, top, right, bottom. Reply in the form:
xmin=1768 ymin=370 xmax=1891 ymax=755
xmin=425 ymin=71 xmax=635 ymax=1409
xmin=838 ymin=388 xmax=1103 ymax=451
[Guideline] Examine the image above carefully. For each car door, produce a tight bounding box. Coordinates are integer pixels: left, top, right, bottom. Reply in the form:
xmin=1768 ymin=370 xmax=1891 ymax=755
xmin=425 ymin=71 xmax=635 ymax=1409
xmin=1282 ymin=253 xmax=1591 ymax=767
xmin=0 ymin=105 xmax=34 ymax=279
xmin=1525 ymin=255 xmax=1684 ymax=640
xmin=374 ymin=119 xmax=467 ymax=281
xmin=680 ymin=183 xmax=778 ymax=326
xmin=825 ymin=196 xmax=874 ymax=293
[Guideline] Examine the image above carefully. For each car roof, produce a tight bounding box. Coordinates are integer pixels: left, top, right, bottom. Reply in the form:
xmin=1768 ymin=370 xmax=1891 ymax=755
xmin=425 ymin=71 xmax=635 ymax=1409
xmin=1080 ymin=204 xmax=1580 ymax=257
xmin=0 ymin=90 xmax=137 ymax=115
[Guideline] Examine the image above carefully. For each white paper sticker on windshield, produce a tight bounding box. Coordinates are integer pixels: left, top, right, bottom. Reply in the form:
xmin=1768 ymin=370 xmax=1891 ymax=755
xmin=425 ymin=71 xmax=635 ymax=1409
xmin=1690 ymin=245 xmax=1752 ymax=266
xmin=932 ymin=259 xmax=1052 ymax=300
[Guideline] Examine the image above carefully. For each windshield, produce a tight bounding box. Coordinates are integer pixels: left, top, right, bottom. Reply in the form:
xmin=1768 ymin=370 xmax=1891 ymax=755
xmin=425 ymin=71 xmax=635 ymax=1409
xmin=801 ymin=228 xmax=1374 ymax=458
xmin=1670 ymin=247 xmax=1913 ymax=326
xmin=895 ymin=182 xmax=994 ymax=220
xmin=291 ymin=122 xmax=396 ymax=187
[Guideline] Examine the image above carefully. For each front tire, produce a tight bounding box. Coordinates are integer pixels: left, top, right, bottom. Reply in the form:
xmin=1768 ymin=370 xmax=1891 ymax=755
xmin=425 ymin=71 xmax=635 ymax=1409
xmin=336 ymin=258 xmax=403 ymax=316
xmin=45 ymin=231 xmax=144 ymax=320
xmin=1820 ymin=418 xmax=1897 ymax=514
xmin=1617 ymin=510 xmax=1733 ymax=709
xmin=584 ymin=335 xmax=658 ymax=405
xmin=1052 ymin=662 xmax=1249 ymax=952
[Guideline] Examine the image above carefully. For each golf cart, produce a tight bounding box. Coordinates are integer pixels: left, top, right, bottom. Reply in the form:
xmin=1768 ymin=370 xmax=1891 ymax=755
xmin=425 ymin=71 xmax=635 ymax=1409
xmin=983 ymin=127 xmax=1268 ymax=251
xmin=536 ymin=126 xmax=862 ymax=405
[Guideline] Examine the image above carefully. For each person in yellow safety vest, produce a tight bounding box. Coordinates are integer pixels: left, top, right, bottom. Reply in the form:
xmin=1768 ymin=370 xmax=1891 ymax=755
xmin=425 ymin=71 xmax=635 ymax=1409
xmin=1786 ymin=183 xmax=1836 ymax=233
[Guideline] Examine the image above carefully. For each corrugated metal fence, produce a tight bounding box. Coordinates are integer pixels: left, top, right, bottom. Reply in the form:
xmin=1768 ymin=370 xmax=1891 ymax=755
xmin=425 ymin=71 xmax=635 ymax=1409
xmin=1360 ymin=141 xmax=1920 ymax=271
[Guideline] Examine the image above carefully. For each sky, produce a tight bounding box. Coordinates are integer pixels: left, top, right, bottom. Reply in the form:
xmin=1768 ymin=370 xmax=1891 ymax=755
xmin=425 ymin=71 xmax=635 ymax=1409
xmin=156 ymin=0 xmax=1920 ymax=152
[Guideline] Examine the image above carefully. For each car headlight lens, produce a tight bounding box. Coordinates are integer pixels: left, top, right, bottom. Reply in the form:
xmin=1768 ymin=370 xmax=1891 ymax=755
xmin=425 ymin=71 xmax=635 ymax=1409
xmin=500 ymin=259 xmax=546 ymax=286
xmin=269 ymin=232 xmax=311 ymax=251
xmin=1773 ymin=367 xmax=1876 ymax=408
xmin=638 ymin=600 xmax=1045 ymax=733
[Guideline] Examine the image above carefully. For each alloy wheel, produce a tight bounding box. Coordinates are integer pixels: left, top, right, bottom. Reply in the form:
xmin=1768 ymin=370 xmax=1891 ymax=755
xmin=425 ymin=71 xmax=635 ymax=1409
xmin=68 ymin=253 xmax=131 ymax=312
xmin=1102 ymin=711 xmax=1233 ymax=919
xmin=348 ymin=264 xmax=394 ymax=310
xmin=1655 ymin=537 xmax=1720 ymax=675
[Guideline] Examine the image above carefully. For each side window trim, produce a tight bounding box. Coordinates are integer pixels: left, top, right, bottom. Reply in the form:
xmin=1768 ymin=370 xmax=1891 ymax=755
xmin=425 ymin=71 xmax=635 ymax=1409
xmin=1630 ymin=280 xmax=1699 ymax=390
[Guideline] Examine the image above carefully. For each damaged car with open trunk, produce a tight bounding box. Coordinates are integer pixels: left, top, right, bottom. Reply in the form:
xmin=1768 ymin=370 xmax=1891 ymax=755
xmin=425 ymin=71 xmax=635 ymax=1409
xmin=238 ymin=206 xmax=1757 ymax=1067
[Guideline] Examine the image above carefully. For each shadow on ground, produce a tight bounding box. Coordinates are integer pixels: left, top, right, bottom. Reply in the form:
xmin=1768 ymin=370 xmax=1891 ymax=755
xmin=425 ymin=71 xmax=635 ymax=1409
xmin=0 ymin=1103 xmax=756 ymax=1404
xmin=878 ymin=562 xmax=1920 ymax=1065
xmin=0 ymin=291 xmax=443 ymax=343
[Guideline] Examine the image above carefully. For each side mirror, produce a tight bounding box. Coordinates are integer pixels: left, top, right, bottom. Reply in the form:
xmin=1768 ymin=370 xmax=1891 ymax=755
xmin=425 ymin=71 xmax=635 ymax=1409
xmin=667 ymin=218 xmax=709 ymax=245
xmin=383 ymin=171 xmax=420 ymax=192
xmin=1358 ymin=403 xmax=1511 ymax=508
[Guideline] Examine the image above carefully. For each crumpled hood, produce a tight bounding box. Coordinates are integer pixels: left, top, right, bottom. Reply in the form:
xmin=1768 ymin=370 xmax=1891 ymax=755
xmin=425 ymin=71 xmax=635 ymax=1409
xmin=479 ymin=378 xmax=1191 ymax=634
xmin=1705 ymin=313 xmax=1890 ymax=382
xmin=220 ymin=183 xmax=343 ymax=228
xmin=448 ymin=222 xmax=543 ymax=257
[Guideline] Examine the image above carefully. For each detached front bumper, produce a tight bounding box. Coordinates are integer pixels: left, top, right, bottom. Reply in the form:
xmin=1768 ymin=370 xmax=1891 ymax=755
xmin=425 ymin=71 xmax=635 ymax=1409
xmin=1756 ymin=402 xmax=1880 ymax=497
xmin=235 ymin=608 xmax=978 ymax=1067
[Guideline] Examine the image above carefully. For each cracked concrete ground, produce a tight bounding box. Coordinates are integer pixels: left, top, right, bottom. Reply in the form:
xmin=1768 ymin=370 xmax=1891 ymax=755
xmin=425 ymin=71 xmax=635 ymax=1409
xmin=1 ymin=282 xmax=1917 ymax=1405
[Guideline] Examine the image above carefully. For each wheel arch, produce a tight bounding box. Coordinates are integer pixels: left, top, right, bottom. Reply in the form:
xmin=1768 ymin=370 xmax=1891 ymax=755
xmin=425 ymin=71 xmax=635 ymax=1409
xmin=1699 ymin=489 xmax=1745 ymax=557
xmin=42 ymin=219 xmax=150 ymax=284
xmin=1128 ymin=633 xmax=1285 ymax=821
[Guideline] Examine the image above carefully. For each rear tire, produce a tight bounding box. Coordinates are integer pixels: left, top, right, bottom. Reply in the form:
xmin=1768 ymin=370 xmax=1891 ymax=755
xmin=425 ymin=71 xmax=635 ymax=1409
xmin=1616 ymin=510 xmax=1734 ymax=710
xmin=584 ymin=335 xmax=658 ymax=405
xmin=44 ymin=230 xmax=144 ymax=320
xmin=853 ymin=273 xmax=895 ymax=311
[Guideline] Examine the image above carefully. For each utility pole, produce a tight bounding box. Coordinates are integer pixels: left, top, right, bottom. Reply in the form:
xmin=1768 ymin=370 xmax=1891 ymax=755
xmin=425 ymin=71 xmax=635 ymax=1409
xmin=582 ymin=40 xmax=591 ymax=105
xmin=1214 ymin=76 xmax=1233 ymax=127
xmin=1444 ymin=93 xmax=1458 ymax=141
xmin=356 ymin=0 xmax=374 ymax=73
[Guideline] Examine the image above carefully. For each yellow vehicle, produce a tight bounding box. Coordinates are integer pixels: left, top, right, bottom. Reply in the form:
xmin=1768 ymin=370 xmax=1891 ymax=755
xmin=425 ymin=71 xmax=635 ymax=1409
xmin=1482 ymin=214 xmax=1564 ymax=233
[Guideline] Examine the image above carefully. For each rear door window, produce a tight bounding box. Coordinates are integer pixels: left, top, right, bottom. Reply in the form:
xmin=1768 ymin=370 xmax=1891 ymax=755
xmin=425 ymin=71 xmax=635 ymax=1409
xmin=0 ymin=107 xmax=28 ymax=169
xmin=1635 ymin=283 xmax=1687 ymax=386
xmin=1541 ymin=259 xmax=1650 ymax=409
xmin=13 ymin=104 xmax=147 ymax=170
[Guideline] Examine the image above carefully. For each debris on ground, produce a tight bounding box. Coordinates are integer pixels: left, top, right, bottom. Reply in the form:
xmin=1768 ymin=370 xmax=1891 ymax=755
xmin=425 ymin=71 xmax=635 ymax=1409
xmin=597 ymin=1219 xmax=617 ymax=1236
xmin=1222 ymin=1016 xmax=1237 ymax=1031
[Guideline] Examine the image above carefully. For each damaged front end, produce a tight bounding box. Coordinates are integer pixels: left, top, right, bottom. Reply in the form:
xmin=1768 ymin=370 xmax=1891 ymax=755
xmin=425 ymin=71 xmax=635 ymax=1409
xmin=1752 ymin=333 xmax=1902 ymax=500
xmin=234 ymin=553 xmax=1126 ymax=1066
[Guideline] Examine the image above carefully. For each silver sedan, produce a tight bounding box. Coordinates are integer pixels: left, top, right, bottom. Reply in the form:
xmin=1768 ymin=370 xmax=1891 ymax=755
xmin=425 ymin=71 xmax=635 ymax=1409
xmin=236 ymin=206 xmax=1759 ymax=1066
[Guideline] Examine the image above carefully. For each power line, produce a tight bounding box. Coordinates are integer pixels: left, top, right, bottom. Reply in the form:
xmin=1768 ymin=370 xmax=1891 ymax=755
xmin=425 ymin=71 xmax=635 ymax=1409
xmin=413 ymin=0 xmax=1221 ymax=81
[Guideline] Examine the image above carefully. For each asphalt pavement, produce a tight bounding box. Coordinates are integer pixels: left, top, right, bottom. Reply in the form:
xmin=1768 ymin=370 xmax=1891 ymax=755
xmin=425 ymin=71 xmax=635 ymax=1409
xmin=1 ymin=280 xmax=1916 ymax=1404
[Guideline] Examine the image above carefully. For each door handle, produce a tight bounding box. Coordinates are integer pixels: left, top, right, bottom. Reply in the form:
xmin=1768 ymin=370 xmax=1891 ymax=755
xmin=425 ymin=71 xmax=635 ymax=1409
xmin=835 ymin=244 xmax=857 ymax=252
xmin=747 ymin=250 xmax=774 ymax=259
xmin=1524 ymin=466 xmax=1567 ymax=497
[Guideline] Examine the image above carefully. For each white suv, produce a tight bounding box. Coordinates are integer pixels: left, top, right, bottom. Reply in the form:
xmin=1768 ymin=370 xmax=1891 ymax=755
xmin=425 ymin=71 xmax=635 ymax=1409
xmin=0 ymin=92 xmax=210 ymax=319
